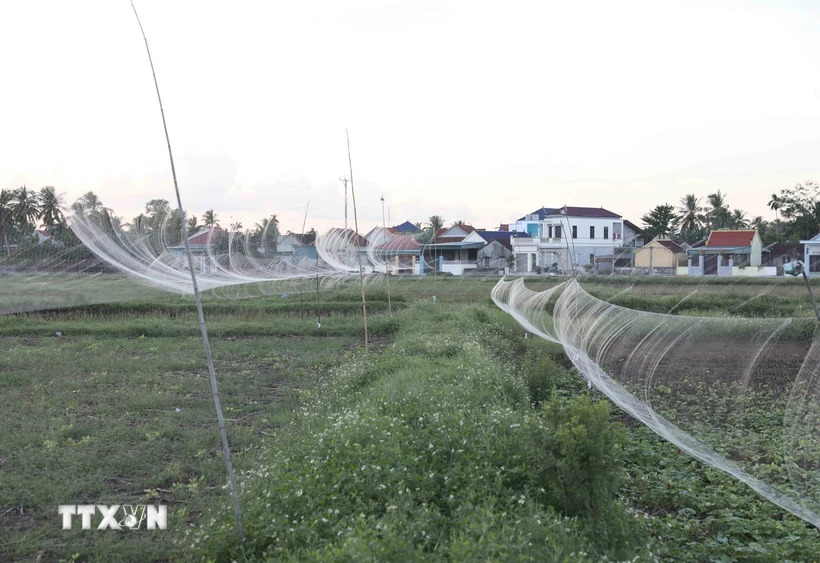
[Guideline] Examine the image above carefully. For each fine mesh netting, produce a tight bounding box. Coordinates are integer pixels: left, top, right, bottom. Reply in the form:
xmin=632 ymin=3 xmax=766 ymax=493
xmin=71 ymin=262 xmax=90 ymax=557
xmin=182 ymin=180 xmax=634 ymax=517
xmin=0 ymin=191 xmax=493 ymax=315
xmin=492 ymin=276 xmax=820 ymax=527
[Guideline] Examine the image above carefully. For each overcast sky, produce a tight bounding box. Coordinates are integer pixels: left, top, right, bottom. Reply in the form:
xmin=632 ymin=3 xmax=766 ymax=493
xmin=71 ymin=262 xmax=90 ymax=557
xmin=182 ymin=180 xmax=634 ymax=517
xmin=3 ymin=0 xmax=820 ymax=233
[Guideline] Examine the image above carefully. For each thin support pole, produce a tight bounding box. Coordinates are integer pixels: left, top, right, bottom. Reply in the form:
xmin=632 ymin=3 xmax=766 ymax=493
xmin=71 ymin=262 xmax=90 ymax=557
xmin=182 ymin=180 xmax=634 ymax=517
xmin=129 ymin=0 xmax=244 ymax=545
xmin=346 ymin=129 xmax=369 ymax=353
xmin=802 ymin=270 xmax=820 ymax=322
xmin=380 ymin=194 xmax=393 ymax=315
xmin=316 ymin=274 xmax=322 ymax=327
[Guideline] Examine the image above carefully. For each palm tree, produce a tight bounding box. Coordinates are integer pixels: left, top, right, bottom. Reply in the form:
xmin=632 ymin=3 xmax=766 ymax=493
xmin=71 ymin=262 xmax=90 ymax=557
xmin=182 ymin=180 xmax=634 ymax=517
xmin=253 ymin=214 xmax=279 ymax=253
xmin=452 ymin=219 xmax=466 ymax=227
xmin=706 ymin=190 xmax=730 ymax=230
xmin=230 ymin=221 xmax=243 ymax=232
xmin=768 ymin=194 xmax=781 ymax=241
xmin=12 ymin=186 xmax=41 ymax=235
xmin=0 ymin=189 xmax=14 ymax=255
xmin=186 ymin=214 xmax=198 ymax=233
xmin=38 ymin=186 xmax=65 ymax=234
xmin=71 ymin=191 xmax=104 ymax=215
xmin=425 ymin=215 xmax=445 ymax=272
xmin=730 ymin=209 xmax=749 ymax=230
xmin=130 ymin=213 xmax=150 ymax=232
xmin=203 ymin=209 xmax=217 ymax=227
xmin=427 ymin=215 xmax=445 ymax=241
xmin=678 ymin=194 xmax=703 ymax=232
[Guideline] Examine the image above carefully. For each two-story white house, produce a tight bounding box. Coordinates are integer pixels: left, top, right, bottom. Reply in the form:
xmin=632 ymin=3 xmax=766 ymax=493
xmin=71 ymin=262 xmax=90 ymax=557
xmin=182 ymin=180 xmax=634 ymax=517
xmin=510 ymin=206 xmax=630 ymax=274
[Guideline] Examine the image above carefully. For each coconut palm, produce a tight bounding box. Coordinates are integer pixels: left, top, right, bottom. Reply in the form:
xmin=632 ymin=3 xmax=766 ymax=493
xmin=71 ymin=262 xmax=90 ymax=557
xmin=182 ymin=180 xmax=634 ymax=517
xmin=730 ymin=209 xmax=750 ymax=230
xmin=12 ymin=186 xmax=41 ymax=235
xmin=38 ymin=186 xmax=65 ymax=234
xmin=0 ymin=189 xmax=14 ymax=255
xmin=706 ymin=190 xmax=730 ymax=230
xmin=186 ymin=214 xmax=198 ymax=233
xmin=253 ymin=214 xmax=279 ymax=253
xmin=678 ymin=194 xmax=703 ymax=232
xmin=427 ymin=215 xmax=445 ymax=241
xmin=71 ymin=191 xmax=104 ymax=215
xmin=203 ymin=209 xmax=217 ymax=227
xmin=130 ymin=213 xmax=151 ymax=232
xmin=768 ymin=194 xmax=782 ymax=241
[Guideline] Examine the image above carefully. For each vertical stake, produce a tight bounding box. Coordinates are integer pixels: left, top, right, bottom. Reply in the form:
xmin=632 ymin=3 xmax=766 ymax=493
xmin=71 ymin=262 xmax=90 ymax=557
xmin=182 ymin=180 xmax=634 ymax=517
xmin=316 ymin=274 xmax=321 ymax=327
xmin=381 ymin=194 xmax=393 ymax=315
xmin=346 ymin=129 xmax=369 ymax=353
xmin=130 ymin=1 xmax=244 ymax=545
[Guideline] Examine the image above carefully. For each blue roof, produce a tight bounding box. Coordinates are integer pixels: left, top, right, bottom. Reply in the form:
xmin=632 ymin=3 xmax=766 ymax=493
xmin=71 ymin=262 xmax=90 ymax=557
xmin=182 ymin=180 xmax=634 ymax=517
xmin=517 ymin=207 xmax=557 ymax=221
xmin=391 ymin=220 xmax=421 ymax=233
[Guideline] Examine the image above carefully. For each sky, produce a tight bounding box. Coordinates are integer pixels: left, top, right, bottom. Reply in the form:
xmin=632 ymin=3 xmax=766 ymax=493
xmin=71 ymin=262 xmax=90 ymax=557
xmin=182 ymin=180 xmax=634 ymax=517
xmin=2 ymin=0 xmax=820 ymax=234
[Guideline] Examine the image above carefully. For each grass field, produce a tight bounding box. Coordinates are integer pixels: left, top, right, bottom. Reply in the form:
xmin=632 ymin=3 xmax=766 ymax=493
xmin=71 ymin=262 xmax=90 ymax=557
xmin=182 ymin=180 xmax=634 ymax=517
xmin=2 ymin=274 xmax=820 ymax=561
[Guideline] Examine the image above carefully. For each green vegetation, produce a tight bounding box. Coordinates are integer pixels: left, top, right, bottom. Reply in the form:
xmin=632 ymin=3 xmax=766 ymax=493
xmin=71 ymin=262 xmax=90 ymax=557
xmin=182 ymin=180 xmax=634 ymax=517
xmin=192 ymin=304 xmax=647 ymax=561
xmin=2 ymin=276 xmax=820 ymax=561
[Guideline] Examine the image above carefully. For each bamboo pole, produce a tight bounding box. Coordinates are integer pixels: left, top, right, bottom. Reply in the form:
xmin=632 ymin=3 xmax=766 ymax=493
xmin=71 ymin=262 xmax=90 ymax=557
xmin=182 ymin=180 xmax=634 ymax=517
xmin=380 ymin=194 xmax=393 ymax=315
xmin=129 ymin=0 xmax=244 ymax=545
xmin=346 ymin=129 xmax=369 ymax=353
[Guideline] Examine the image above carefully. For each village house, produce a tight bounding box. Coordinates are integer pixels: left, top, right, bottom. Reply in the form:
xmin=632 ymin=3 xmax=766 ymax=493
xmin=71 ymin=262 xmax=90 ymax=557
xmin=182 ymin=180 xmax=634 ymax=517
xmin=510 ymin=206 xmax=636 ymax=274
xmin=634 ymin=238 xmax=686 ymax=274
xmin=684 ymin=229 xmax=776 ymax=277
xmin=801 ymin=233 xmax=820 ymax=276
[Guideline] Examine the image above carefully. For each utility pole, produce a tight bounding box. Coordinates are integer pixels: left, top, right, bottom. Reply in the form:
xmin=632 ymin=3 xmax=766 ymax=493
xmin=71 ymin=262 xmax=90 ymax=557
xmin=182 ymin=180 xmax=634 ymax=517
xmin=339 ymin=176 xmax=349 ymax=232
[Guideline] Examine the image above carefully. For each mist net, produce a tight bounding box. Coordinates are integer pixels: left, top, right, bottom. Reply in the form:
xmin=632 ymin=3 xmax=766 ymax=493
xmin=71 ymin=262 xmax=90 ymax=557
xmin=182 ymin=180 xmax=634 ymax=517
xmin=492 ymin=276 xmax=820 ymax=528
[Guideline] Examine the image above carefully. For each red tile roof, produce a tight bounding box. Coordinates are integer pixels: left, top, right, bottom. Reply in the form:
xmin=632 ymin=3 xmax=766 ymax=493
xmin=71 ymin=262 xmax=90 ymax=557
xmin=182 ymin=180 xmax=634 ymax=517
xmin=187 ymin=226 xmax=223 ymax=246
xmin=706 ymin=230 xmax=757 ymax=247
xmin=376 ymin=235 xmax=420 ymax=252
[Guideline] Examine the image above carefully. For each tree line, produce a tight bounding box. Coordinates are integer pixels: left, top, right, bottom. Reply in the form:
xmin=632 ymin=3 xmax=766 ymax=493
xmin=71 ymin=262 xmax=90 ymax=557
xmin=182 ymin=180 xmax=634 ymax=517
xmin=641 ymin=182 xmax=820 ymax=243
xmin=3 ymin=182 xmax=819 ymax=261
xmin=0 ymin=189 xmax=284 ymax=260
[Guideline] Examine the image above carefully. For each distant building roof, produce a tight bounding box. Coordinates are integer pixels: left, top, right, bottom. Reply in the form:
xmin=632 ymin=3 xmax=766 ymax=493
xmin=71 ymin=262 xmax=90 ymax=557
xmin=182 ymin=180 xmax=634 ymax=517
xmin=545 ymin=206 xmax=621 ymax=219
xmin=434 ymin=225 xmax=475 ymax=242
xmin=326 ymin=228 xmax=367 ymax=247
xmin=656 ymin=239 xmax=685 ymax=254
xmin=391 ymin=221 xmax=421 ymax=233
xmin=187 ymin=226 xmax=223 ymax=246
xmin=623 ymin=220 xmax=642 ymax=234
xmin=285 ymin=233 xmax=317 ymax=246
xmin=376 ymin=236 xmax=420 ymax=252
xmin=706 ymin=230 xmax=757 ymax=247
xmin=517 ymin=207 xmax=557 ymax=221
xmin=475 ymin=229 xmax=530 ymax=250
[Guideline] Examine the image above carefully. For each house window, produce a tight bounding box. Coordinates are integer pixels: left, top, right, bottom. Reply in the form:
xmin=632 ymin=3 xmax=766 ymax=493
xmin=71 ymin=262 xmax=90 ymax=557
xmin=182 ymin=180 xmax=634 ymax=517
xmin=590 ymin=226 xmax=595 ymax=239
xmin=554 ymin=226 xmax=562 ymax=239
xmin=548 ymin=225 xmax=553 ymax=238
xmin=604 ymin=226 xmax=609 ymax=240
xmin=572 ymin=226 xmax=578 ymax=239
xmin=526 ymin=224 xmax=539 ymax=237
